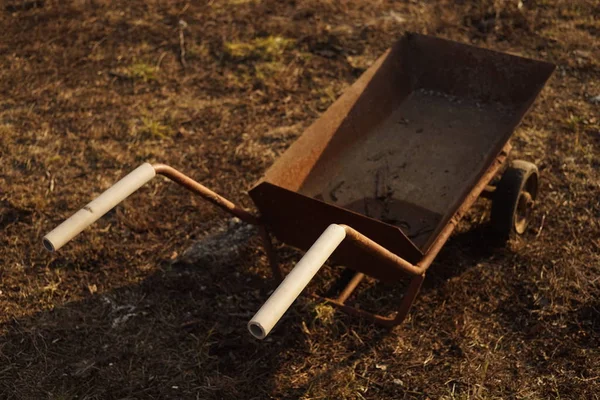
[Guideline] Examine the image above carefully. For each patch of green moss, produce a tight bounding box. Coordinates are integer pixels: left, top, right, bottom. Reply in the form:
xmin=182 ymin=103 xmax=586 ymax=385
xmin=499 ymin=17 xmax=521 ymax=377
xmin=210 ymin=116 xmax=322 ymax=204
xmin=139 ymin=117 xmax=172 ymax=139
xmin=224 ymin=36 xmax=295 ymax=61
xmin=129 ymin=62 xmax=158 ymax=82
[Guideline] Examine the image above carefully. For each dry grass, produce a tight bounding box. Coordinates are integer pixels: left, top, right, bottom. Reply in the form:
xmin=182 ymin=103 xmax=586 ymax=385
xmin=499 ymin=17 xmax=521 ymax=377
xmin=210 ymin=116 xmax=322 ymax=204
xmin=1 ymin=0 xmax=599 ymax=398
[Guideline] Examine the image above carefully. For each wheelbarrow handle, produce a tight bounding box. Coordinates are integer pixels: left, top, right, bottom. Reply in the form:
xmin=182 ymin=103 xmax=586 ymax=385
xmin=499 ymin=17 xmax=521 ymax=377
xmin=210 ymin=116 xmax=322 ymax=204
xmin=248 ymin=223 xmax=422 ymax=339
xmin=43 ymin=163 xmax=259 ymax=252
xmin=248 ymin=224 xmax=346 ymax=339
xmin=43 ymin=163 xmax=156 ymax=252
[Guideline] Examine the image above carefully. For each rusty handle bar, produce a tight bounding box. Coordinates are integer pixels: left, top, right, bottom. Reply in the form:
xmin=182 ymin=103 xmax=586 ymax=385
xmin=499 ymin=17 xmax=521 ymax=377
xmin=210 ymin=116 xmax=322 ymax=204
xmin=152 ymin=164 xmax=258 ymax=225
xmin=340 ymin=225 xmax=422 ymax=276
xmin=43 ymin=163 xmax=258 ymax=252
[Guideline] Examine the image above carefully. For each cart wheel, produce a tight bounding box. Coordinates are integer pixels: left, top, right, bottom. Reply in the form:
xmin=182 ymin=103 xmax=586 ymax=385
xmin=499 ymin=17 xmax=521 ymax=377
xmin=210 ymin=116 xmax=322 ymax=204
xmin=491 ymin=160 xmax=539 ymax=238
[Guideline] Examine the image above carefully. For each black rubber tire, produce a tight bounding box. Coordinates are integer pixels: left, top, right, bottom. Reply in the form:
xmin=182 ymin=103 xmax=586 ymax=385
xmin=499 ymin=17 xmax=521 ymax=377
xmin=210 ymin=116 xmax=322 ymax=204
xmin=491 ymin=160 xmax=539 ymax=239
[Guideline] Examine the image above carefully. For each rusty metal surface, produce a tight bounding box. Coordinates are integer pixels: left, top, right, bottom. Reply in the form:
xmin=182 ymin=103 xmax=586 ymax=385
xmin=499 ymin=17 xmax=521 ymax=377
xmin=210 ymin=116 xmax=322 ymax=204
xmin=312 ymin=273 xmax=424 ymax=328
xmin=336 ymin=272 xmax=365 ymax=304
xmin=312 ymin=146 xmax=510 ymax=326
xmin=251 ymin=33 xmax=553 ymax=263
xmin=405 ymin=35 xmax=554 ymax=252
xmin=404 ymin=33 xmax=556 ymax=106
xmin=153 ymin=164 xmax=259 ymax=225
xmin=339 ymin=224 xmax=422 ymax=276
xmin=250 ymin=141 xmax=507 ymax=288
xmin=254 ymin=40 xmax=410 ymax=193
xmin=257 ymin=225 xmax=282 ymax=281
xmin=250 ymin=182 xmax=423 ymax=282
xmin=417 ymin=144 xmax=510 ymax=266
xmin=299 ymin=89 xmax=516 ymax=249
xmin=327 ymin=143 xmax=507 ymax=281
xmin=247 ymin=33 xmax=553 ymax=325
xmin=153 ymin=164 xmax=284 ymax=283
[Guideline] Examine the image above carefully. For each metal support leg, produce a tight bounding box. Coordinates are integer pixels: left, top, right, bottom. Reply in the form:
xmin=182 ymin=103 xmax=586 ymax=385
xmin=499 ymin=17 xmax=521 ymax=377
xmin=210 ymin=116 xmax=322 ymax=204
xmin=258 ymin=225 xmax=282 ymax=282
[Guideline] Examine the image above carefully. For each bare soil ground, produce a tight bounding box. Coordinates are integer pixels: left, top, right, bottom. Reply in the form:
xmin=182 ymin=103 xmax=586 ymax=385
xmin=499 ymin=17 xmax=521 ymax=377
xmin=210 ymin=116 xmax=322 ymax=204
xmin=1 ymin=0 xmax=599 ymax=398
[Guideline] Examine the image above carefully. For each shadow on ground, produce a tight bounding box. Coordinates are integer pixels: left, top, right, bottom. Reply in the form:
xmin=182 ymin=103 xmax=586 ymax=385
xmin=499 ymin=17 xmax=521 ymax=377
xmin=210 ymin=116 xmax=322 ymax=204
xmin=3 ymin=215 xmax=599 ymax=399
xmin=0 ymin=219 xmax=503 ymax=399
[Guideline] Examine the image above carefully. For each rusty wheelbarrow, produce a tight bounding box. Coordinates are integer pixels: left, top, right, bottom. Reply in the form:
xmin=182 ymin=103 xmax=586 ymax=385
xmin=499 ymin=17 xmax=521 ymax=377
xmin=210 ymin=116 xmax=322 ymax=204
xmin=43 ymin=33 xmax=554 ymax=339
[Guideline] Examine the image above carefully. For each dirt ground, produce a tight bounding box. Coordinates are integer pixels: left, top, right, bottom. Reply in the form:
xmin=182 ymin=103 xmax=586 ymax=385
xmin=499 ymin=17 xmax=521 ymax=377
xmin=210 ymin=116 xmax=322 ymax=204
xmin=1 ymin=0 xmax=599 ymax=399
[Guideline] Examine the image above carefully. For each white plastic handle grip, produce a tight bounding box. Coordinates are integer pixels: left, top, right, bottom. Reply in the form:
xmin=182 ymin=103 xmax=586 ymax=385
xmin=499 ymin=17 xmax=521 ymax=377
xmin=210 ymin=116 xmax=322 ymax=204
xmin=248 ymin=224 xmax=346 ymax=339
xmin=43 ymin=163 xmax=156 ymax=252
